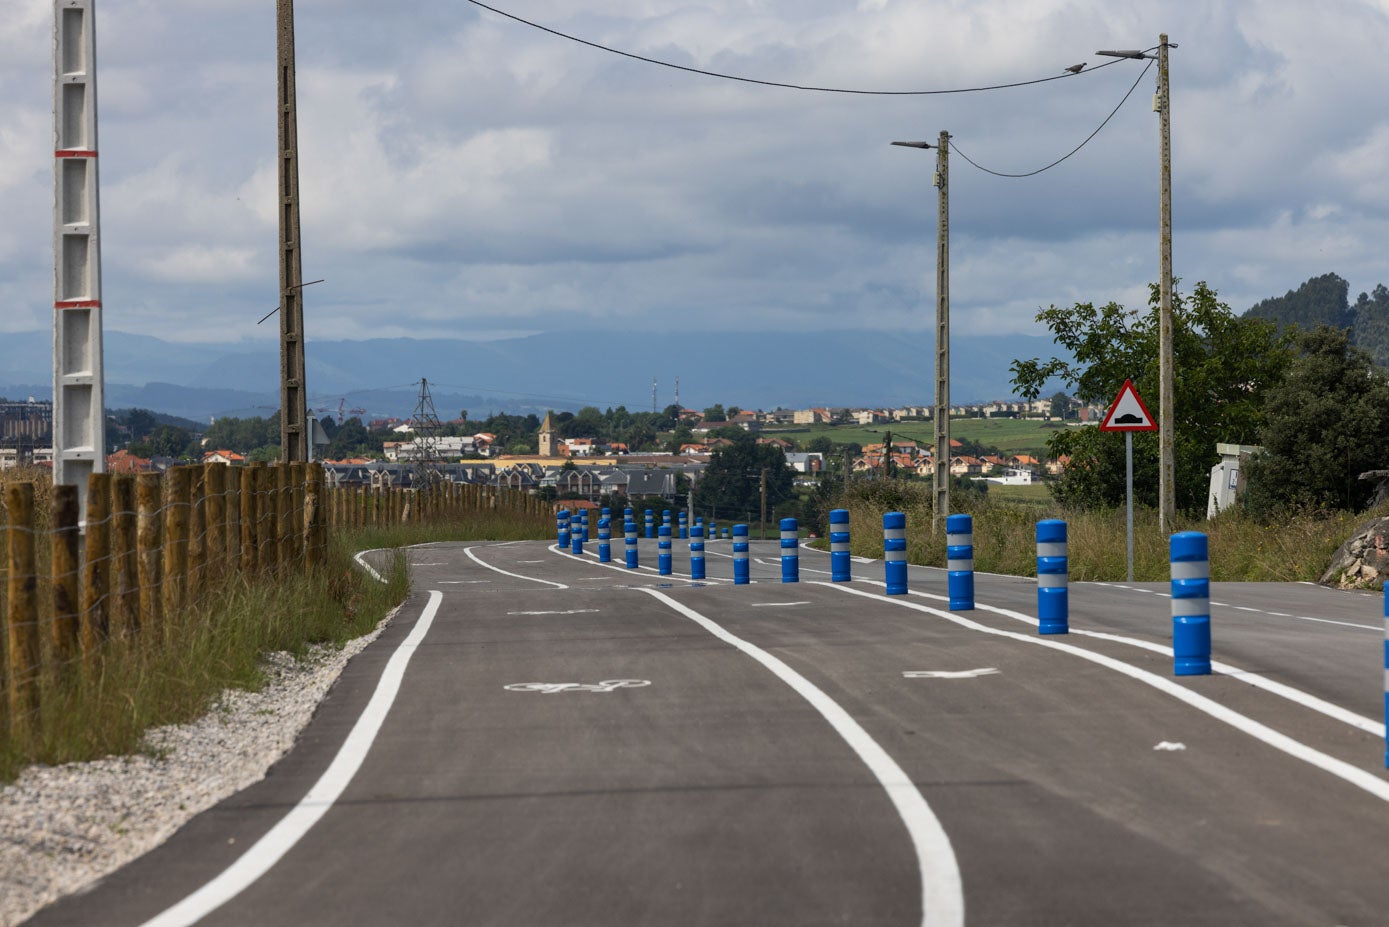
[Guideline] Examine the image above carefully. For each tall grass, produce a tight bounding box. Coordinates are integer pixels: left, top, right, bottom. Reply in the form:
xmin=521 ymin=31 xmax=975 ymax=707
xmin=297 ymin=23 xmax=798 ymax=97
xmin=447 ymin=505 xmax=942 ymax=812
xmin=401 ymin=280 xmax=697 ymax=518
xmin=837 ymin=479 xmax=1376 ymax=583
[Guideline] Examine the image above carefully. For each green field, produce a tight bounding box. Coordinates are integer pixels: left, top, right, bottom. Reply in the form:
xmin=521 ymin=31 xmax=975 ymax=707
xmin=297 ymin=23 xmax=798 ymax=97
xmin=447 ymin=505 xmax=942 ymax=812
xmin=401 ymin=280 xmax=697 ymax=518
xmin=764 ymin=417 xmax=1071 ymax=458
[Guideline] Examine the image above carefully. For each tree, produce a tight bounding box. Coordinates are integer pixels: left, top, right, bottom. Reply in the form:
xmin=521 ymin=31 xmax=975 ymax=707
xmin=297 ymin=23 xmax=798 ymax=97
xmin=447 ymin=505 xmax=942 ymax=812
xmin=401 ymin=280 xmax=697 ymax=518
xmin=696 ymin=433 xmax=794 ymax=520
xmin=1048 ymin=391 xmax=1072 ymax=421
xmin=1011 ymin=281 xmax=1294 ymax=512
xmin=1245 ymin=272 xmax=1352 ymax=333
xmin=702 ymin=404 xmax=727 ymax=422
xmin=1243 ymin=325 xmax=1389 ymax=515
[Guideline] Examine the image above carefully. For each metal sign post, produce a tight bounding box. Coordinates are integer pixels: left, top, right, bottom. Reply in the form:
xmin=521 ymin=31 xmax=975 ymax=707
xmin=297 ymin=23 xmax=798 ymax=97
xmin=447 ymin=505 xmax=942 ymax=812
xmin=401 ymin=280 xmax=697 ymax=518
xmin=1100 ymin=379 xmax=1158 ymax=581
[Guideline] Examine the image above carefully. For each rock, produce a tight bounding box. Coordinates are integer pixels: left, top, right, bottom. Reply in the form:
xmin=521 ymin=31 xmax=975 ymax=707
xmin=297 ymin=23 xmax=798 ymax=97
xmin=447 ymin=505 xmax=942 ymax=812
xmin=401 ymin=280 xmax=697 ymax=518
xmin=1320 ymin=515 xmax=1389 ymax=588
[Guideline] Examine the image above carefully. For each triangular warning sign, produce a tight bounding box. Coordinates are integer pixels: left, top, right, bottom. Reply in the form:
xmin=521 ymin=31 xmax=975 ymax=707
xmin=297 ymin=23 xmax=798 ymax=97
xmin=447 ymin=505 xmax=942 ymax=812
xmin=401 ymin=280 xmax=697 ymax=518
xmin=1099 ymin=379 xmax=1157 ymax=432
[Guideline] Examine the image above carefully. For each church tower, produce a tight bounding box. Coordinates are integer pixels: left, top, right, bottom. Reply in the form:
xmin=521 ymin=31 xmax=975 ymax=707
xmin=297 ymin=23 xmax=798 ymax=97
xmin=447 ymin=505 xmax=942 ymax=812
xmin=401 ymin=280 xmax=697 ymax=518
xmin=538 ymin=410 xmax=556 ymax=457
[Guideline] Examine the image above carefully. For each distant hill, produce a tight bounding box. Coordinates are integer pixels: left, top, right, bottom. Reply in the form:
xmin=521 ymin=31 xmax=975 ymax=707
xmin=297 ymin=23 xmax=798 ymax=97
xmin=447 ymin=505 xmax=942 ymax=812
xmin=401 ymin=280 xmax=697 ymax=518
xmin=1243 ymin=273 xmax=1389 ymax=367
xmin=0 ymin=329 xmax=1070 ymax=423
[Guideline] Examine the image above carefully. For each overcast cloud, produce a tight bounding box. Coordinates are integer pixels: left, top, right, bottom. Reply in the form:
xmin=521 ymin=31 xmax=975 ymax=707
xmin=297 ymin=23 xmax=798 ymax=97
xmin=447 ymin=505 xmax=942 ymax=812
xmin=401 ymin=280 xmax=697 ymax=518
xmin=3 ymin=0 xmax=1388 ymax=352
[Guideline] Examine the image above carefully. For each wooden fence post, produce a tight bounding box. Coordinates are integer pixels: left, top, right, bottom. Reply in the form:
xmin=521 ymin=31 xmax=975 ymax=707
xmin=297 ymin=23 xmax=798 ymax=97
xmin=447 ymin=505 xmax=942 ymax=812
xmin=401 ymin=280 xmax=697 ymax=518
xmin=226 ymin=465 xmax=241 ymax=571
xmin=136 ymin=473 xmax=162 ymax=642
xmin=163 ymin=467 xmax=190 ymax=620
xmin=291 ymin=462 xmax=306 ymax=567
xmin=6 ymin=483 xmax=40 ymax=733
xmin=112 ymin=476 xmax=139 ymax=638
xmin=187 ymin=466 xmax=206 ymax=606
xmin=50 ymin=484 xmax=81 ymax=671
xmin=277 ymin=463 xmax=293 ymax=574
xmin=304 ymin=462 xmax=324 ymax=571
xmin=205 ymin=463 xmax=226 ymax=584
xmin=255 ymin=464 xmax=278 ymax=575
xmin=82 ymin=473 xmax=112 ymax=651
xmin=240 ymin=465 xmax=257 ymax=576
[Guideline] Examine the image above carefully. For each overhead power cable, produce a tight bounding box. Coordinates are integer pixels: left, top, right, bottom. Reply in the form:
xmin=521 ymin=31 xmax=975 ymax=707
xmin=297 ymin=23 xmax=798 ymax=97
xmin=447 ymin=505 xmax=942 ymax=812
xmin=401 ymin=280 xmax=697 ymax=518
xmin=463 ymin=0 xmax=1126 ymax=95
xmin=950 ymin=56 xmax=1154 ymax=178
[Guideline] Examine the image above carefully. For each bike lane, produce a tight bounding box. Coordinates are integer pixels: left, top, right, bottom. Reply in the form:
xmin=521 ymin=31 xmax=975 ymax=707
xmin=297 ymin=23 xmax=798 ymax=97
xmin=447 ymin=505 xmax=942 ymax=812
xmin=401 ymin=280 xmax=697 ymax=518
xmin=638 ymin=578 xmax=1389 ymax=926
xmin=34 ymin=541 xmax=929 ymax=926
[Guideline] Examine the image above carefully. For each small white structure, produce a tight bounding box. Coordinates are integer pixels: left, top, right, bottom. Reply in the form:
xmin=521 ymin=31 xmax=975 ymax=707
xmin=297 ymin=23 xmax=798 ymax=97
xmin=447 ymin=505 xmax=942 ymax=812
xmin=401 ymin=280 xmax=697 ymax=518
xmin=976 ymin=467 xmax=1033 ymax=486
xmin=1207 ymin=443 xmax=1261 ymax=518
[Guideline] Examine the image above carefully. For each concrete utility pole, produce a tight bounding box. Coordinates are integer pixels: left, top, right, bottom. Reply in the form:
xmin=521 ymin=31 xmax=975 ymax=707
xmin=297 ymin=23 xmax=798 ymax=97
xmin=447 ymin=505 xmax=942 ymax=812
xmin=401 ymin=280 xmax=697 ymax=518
xmin=53 ymin=0 xmax=107 ymax=522
xmin=1156 ymin=34 xmax=1175 ymax=533
xmin=891 ymin=131 xmax=951 ymax=534
xmin=1099 ymin=36 xmax=1176 ymax=532
xmin=933 ymin=130 xmax=951 ymax=536
xmin=277 ymin=0 xmax=308 ymax=462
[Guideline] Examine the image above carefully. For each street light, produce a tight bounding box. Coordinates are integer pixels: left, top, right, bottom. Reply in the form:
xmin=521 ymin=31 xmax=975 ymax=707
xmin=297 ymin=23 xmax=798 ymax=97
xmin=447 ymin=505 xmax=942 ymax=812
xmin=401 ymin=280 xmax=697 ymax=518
xmin=1097 ymin=35 xmax=1176 ymax=532
xmin=891 ymin=132 xmax=951 ymax=535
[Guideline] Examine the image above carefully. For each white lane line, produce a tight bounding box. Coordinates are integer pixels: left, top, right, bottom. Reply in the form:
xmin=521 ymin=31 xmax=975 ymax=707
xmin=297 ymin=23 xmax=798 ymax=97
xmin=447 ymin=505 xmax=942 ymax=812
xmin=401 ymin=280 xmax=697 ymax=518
xmin=825 ymin=583 xmax=1389 ymax=802
xmin=881 ymin=582 xmax=1385 ymax=738
xmin=352 ymin=549 xmax=387 ymax=584
xmin=468 ymin=546 xmax=568 ymax=589
xmin=438 ymin=580 xmax=491 ymax=585
xmin=139 ymin=590 xmax=446 ymax=927
xmin=751 ymin=601 xmax=812 ymax=608
xmin=640 ymin=588 xmax=963 ymax=927
xmin=1099 ymin=583 xmax=1376 ymax=631
xmin=554 ymin=545 xmax=727 ymax=586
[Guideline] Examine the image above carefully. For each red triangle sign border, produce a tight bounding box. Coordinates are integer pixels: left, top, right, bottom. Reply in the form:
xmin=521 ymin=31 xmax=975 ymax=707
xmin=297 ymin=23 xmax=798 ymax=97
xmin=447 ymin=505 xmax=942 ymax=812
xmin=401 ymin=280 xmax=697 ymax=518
xmin=1099 ymin=379 xmax=1158 ymax=432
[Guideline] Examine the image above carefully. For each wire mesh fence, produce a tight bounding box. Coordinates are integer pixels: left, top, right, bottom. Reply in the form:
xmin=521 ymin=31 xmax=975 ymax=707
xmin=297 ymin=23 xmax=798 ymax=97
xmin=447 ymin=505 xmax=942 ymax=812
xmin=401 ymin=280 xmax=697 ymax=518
xmin=1 ymin=462 xmax=548 ymax=738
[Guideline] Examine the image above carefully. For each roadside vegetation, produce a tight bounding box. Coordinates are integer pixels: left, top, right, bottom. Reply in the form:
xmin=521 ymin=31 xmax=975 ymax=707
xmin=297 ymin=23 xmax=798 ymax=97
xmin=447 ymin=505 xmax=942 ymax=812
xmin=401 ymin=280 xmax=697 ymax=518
xmin=0 ymin=488 xmax=552 ymax=784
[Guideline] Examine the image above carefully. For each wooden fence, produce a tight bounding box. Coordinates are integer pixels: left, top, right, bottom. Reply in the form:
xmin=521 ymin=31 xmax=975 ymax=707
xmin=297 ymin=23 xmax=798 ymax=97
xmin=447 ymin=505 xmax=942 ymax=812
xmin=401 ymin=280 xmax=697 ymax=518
xmin=2 ymin=462 xmax=547 ymax=734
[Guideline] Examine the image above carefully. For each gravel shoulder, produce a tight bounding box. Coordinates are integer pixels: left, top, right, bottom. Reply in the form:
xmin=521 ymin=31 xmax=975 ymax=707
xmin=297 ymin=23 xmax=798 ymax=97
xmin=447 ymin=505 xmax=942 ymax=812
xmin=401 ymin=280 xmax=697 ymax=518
xmin=0 ymin=610 xmax=395 ymax=927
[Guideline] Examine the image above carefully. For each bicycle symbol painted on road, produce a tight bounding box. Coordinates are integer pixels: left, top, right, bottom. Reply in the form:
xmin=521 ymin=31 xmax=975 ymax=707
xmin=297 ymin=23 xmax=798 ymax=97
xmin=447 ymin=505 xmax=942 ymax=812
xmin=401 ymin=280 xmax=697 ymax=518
xmin=504 ymin=679 xmax=651 ymax=694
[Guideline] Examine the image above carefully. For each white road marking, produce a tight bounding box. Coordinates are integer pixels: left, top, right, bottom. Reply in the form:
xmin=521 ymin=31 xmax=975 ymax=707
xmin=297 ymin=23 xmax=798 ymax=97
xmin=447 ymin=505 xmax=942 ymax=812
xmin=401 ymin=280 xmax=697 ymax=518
xmin=751 ymin=601 xmax=811 ymax=608
xmin=507 ymin=608 xmax=601 ymax=616
xmin=641 ymin=588 xmax=964 ymax=927
xmin=826 ymin=583 xmax=1389 ymax=804
xmin=885 ymin=583 xmax=1385 ymax=738
xmin=1154 ymin=742 xmax=1187 ymax=751
xmin=903 ymin=668 xmax=1000 ymax=679
xmin=439 ymin=580 xmax=491 ymax=585
xmin=468 ymin=546 xmax=568 ymax=589
xmin=138 ymin=590 xmax=446 ymax=927
xmin=352 ymin=549 xmax=387 ymax=584
xmin=1099 ymin=583 xmax=1377 ymax=631
xmin=504 ymin=679 xmax=649 ymax=694
xmin=410 ymin=561 xmax=445 ymax=567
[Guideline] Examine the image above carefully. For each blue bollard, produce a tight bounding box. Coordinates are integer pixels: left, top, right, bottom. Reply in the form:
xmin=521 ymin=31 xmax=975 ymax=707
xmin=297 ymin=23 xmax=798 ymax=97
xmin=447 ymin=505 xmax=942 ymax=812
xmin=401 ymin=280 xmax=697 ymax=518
xmin=690 ymin=525 xmax=705 ymax=580
xmin=780 ymin=517 xmax=799 ymax=583
xmin=679 ymin=511 xmax=688 ymax=540
xmin=624 ymin=507 xmax=633 ymax=523
xmin=645 ymin=509 xmax=654 ymax=539
xmin=1037 ymin=519 xmax=1068 ymax=634
xmin=946 ymin=513 xmax=975 ymax=610
xmin=662 ymin=510 xmax=672 ymax=533
xmin=1171 ymin=531 xmax=1211 ymax=676
xmin=597 ymin=516 xmax=611 ymax=563
xmin=624 ymin=518 xmax=638 ymax=569
xmin=557 ymin=509 xmax=570 ymax=550
xmin=571 ymin=517 xmax=584 ymax=555
xmin=884 ymin=511 xmax=907 ymax=595
xmin=830 ymin=509 xmax=851 ymax=582
xmin=708 ymin=520 xmax=718 ymax=543
xmin=580 ymin=508 xmax=590 ymax=543
xmin=658 ymin=524 xmax=672 ymax=576
xmin=733 ymin=524 xmax=750 ymax=585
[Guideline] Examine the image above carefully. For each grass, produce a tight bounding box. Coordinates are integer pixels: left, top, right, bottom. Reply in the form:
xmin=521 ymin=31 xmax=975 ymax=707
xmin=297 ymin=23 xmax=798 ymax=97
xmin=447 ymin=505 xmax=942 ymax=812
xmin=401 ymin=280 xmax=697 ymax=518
xmin=0 ymin=501 xmax=554 ymax=784
xmin=763 ymin=417 xmax=1067 ymax=458
xmin=830 ymin=479 xmax=1375 ymax=584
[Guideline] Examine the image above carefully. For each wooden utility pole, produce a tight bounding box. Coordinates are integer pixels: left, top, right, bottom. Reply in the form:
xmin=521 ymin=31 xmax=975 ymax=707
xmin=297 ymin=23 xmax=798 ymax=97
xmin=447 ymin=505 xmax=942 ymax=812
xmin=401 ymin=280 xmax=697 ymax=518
xmin=277 ymin=0 xmax=308 ymax=462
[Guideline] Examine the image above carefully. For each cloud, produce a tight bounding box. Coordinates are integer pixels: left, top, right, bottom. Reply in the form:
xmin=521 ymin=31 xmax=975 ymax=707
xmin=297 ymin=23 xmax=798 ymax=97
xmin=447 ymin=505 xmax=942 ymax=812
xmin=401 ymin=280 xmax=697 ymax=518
xmin=0 ymin=0 xmax=1387 ymax=355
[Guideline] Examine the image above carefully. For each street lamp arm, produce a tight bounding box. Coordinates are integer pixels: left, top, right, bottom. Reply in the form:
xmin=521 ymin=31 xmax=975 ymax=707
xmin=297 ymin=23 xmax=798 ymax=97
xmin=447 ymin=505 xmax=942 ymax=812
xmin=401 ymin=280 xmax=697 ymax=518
xmin=1095 ymin=49 xmax=1152 ymax=59
xmin=890 ymin=141 xmax=935 ymax=149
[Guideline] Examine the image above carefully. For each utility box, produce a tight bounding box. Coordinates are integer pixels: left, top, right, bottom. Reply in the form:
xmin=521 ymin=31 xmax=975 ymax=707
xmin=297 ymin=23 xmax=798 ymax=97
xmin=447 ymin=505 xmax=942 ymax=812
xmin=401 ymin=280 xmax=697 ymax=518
xmin=1207 ymin=443 xmax=1261 ymax=518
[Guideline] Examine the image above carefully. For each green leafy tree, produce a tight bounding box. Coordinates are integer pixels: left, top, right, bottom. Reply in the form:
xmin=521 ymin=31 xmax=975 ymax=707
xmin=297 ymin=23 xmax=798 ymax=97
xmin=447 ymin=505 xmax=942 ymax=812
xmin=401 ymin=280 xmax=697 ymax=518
xmin=696 ymin=433 xmax=794 ymax=520
xmin=1351 ymin=283 xmax=1389 ymax=368
xmin=1011 ymin=281 xmax=1294 ymax=512
xmin=1245 ymin=272 xmax=1352 ymax=333
xmin=702 ymin=404 xmax=727 ymax=422
xmin=1243 ymin=325 xmax=1389 ymax=514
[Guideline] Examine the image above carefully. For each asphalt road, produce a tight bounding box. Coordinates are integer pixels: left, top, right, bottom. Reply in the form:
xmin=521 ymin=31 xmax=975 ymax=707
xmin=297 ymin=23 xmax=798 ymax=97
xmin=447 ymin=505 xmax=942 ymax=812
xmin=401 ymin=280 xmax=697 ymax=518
xmin=26 ymin=536 xmax=1389 ymax=926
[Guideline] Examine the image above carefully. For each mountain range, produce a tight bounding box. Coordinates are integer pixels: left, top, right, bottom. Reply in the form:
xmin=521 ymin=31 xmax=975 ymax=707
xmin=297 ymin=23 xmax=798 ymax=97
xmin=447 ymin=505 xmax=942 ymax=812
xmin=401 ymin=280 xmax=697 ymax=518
xmin=0 ymin=329 xmax=1067 ymax=423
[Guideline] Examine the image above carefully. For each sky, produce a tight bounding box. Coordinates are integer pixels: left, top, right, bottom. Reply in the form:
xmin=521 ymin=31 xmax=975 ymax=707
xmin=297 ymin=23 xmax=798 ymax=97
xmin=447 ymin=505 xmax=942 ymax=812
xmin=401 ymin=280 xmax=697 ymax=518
xmin=3 ymin=0 xmax=1389 ymax=354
